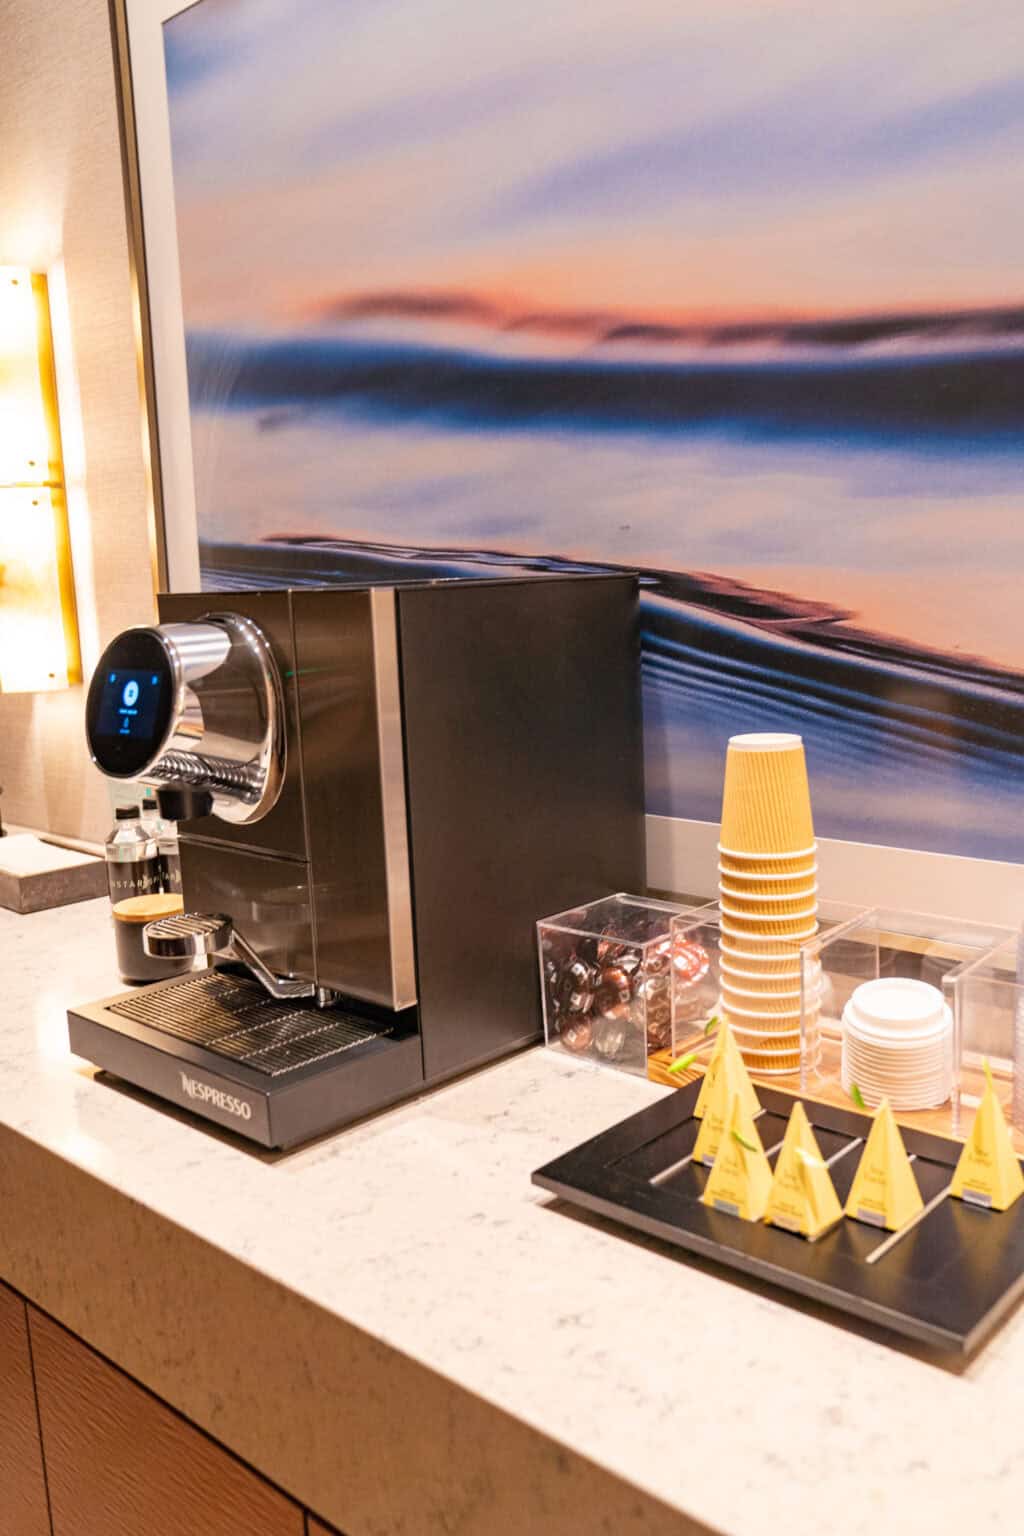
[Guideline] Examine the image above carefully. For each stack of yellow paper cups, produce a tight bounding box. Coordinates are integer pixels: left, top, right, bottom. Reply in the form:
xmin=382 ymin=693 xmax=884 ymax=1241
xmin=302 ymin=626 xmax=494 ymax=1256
xmin=717 ymin=732 xmax=819 ymax=1074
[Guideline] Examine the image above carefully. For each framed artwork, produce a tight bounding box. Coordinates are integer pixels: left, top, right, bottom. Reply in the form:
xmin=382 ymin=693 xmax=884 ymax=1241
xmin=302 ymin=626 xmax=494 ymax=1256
xmin=117 ymin=0 xmax=1024 ymax=916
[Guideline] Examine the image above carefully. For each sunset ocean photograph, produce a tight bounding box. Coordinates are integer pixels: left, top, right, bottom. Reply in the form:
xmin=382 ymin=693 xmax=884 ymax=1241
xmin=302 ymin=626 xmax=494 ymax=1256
xmin=163 ymin=0 xmax=1024 ymax=859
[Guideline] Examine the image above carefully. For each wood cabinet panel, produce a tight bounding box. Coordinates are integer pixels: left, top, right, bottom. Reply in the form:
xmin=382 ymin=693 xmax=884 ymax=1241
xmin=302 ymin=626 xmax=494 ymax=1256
xmin=29 ymin=1309 xmax=304 ymax=1536
xmin=308 ymin=1520 xmax=343 ymax=1536
xmin=0 ymin=1282 xmax=51 ymax=1536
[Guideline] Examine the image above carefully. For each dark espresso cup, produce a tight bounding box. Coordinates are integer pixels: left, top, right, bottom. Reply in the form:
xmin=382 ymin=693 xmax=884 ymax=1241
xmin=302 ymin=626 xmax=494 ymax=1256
xmin=112 ymin=894 xmax=194 ymax=984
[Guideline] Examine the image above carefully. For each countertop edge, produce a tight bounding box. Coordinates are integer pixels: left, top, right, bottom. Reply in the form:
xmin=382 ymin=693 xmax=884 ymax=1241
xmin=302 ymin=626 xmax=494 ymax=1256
xmin=0 ymin=1119 xmax=705 ymax=1536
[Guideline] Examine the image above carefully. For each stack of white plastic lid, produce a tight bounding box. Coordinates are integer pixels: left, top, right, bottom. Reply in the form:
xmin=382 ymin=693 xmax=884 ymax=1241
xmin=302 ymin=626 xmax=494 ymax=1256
xmin=840 ymin=977 xmax=953 ymax=1110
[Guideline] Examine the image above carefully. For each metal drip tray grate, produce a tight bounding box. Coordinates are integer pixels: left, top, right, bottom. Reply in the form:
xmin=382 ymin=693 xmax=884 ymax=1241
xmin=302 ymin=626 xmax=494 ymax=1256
xmin=109 ymin=970 xmax=392 ymax=1076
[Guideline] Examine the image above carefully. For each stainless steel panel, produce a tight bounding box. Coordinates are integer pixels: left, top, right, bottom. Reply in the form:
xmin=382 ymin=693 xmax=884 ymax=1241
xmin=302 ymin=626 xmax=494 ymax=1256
xmin=291 ymin=589 xmax=417 ymax=1009
xmin=368 ymin=589 xmax=416 ymax=1008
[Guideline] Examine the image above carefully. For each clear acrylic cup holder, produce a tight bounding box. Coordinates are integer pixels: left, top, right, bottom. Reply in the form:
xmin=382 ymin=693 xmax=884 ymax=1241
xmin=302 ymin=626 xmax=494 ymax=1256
xmin=669 ymin=900 xmax=1024 ymax=1147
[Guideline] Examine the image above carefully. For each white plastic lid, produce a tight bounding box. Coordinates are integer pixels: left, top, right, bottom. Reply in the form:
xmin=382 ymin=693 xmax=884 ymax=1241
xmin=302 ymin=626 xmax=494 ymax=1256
xmin=845 ymin=978 xmax=946 ymax=1036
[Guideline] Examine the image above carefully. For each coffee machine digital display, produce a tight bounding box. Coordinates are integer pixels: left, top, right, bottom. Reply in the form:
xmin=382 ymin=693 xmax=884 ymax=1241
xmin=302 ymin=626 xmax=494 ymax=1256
xmin=94 ymin=672 xmax=163 ymax=738
xmin=70 ymin=575 xmax=645 ymax=1148
xmin=86 ymin=629 xmax=174 ymax=776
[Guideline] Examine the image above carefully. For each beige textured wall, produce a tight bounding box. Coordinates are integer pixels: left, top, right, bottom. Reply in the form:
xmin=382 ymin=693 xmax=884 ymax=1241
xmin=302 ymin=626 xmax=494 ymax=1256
xmin=0 ymin=0 xmax=156 ymax=842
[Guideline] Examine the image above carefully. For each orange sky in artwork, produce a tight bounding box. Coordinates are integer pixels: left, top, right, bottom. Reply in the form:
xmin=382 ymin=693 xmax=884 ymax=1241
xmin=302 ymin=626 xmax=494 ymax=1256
xmin=303 ymin=284 xmax=811 ymax=332
xmin=302 ymin=282 xmax=1024 ymax=343
xmin=732 ymin=566 xmax=1024 ymax=672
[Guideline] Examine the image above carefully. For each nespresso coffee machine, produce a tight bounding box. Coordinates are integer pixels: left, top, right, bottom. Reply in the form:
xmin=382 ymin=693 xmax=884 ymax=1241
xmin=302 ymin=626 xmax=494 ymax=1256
xmin=69 ymin=575 xmax=644 ymax=1146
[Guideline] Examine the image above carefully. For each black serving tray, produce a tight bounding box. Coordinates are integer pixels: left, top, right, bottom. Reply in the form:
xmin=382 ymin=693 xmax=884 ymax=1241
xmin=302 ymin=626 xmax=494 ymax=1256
xmin=532 ymin=1081 xmax=1024 ymax=1353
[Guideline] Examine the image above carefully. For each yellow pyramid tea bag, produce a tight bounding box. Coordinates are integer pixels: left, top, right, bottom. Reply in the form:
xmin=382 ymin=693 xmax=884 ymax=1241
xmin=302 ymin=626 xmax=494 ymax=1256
xmin=951 ymin=1063 xmax=1024 ymax=1212
xmin=693 ymin=1023 xmax=725 ymax=1119
xmin=844 ymin=1098 xmax=923 ymax=1231
xmin=693 ymin=1043 xmax=753 ymax=1165
xmin=764 ymin=1101 xmax=842 ymax=1240
xmin=694 ymin=1019 xmax=759 ymax=1121
xmin=701 ymin=1093 xmax=773 ymax=1221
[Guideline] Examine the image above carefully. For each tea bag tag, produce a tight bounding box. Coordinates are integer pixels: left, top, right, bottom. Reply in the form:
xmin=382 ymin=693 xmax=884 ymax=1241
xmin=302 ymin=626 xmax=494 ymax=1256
xmin=701 ymin=1093 xmax=773 ymax=1221
xmin=693 ymin=1024 xmax=725 ymax=1119
xmin=694 ymin=1020 xmax=760 ymax=1121
xmin=951 ymin=1066 xmax=1024 ymax=1212
xmin=844 ymin=1098 xmax=923 ymax=1231
xmin=765 ymin=1101 xmax=843 ymax=1239
xmin=693 ymin=1045 xmax=752 ymax=1166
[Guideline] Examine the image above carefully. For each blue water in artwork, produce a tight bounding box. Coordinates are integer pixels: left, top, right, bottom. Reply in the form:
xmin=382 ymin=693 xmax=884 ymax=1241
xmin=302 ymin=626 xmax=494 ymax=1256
xmin=187 ymin=330 xmax=1024 ymax=863
xmin=187 ymin=331 xmax=1024 ymax=445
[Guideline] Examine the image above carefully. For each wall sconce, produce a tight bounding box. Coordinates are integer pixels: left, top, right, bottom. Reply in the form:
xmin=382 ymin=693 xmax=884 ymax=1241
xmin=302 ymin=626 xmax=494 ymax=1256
xmin=0 ymin=266 xmax=81 ymax=693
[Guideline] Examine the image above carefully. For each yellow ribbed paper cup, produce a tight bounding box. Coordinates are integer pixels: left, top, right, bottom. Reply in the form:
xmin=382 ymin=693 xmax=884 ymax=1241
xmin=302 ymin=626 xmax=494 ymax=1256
xmin=719 ymin=733 xmax=815 ymax=856
xmin=721 ymin=981 xmax=804 ymax=1015
xmin=732 ymin=1020 xmax=820 ymax=1054
xmin=722 ymin=997 xmax=803 ymax=1026
xmin=718 ymin=883 xmax=818 ymax=917
xmin=719 ymin=942 xmax=805 ymax=977
xmin=720 ymin=959 xmax=803 ymax=994
xmin=719 ymin=920 xmax=816 ymax=956
xmin=724 ymin=1007 xmax=822 ymax=1032
xmin=738 ymin=1045 xmax=813 ymax=1075
xmin=718 ymin=846 xmax=818 ymax=877
xmin=717 ymin=863 xmax=818 ymax=894
xmin=719 ymin=903 xmax=818 ymax=937
xmin=730 ymin=1024 xmax=803 ymax=1048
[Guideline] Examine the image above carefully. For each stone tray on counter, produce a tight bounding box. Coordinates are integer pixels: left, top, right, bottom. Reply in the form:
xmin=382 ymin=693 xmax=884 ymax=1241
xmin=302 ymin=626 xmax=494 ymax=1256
xmin=533 ymin=1079 xmax=1024 ymax=1353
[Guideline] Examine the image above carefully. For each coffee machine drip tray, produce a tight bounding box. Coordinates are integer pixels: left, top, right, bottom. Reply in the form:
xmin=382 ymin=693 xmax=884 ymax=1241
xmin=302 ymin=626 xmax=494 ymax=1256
xmin=68 ymin=969 xmax=426 ymax=1148
xmin=107 ymin=970 xmax=389 ymax=1076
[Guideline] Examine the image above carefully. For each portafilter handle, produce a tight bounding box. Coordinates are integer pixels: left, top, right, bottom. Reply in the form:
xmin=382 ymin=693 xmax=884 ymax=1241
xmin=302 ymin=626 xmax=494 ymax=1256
xmin=143 ymin=912 xmax=317 ymax=1001
xmin=144 ymin=911 xmax=233 ymax=959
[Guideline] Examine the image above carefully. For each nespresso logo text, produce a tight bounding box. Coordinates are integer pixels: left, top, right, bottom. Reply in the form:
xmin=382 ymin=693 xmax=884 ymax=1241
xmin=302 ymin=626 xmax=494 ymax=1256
xmin=179 ymin=1072 xmax=252 ymax=1121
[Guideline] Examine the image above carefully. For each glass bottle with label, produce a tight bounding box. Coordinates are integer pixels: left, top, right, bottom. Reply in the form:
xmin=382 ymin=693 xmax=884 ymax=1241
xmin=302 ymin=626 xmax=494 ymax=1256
xmin=139 ymin=792 xmax=182 ymax=895
xmin=104 ymin=805 xmax=162 ymax=904
xmin=157 ymin=814 xmax=183 ymax=898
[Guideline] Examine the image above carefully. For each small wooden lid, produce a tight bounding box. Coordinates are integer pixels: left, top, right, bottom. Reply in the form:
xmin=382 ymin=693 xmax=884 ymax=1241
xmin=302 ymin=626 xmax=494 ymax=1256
xmin=112 ymin=894 xmax=184 ymax=924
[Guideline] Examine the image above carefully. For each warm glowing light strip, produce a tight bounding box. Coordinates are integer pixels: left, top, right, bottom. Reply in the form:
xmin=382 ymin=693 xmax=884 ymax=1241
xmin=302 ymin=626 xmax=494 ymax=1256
xmin=0 ymin=266 xmax=81 ymax=692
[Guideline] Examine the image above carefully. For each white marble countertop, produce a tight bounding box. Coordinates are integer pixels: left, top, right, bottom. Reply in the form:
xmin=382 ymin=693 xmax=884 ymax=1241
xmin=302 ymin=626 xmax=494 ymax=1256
xmin=3 ymin=898 xmax=1024 ymax=1535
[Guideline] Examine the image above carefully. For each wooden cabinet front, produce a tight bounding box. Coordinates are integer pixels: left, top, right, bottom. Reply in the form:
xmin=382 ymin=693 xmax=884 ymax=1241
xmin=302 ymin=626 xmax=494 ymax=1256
xmin=0 ymin=1282 xmax=51 ymax=1536
xmin=29 ymin=1309 xmax=305 ymax=1536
